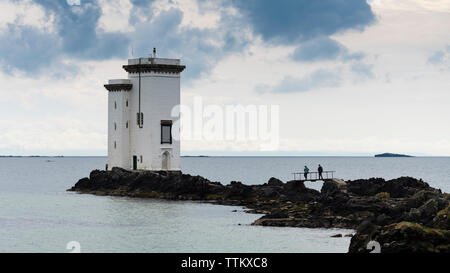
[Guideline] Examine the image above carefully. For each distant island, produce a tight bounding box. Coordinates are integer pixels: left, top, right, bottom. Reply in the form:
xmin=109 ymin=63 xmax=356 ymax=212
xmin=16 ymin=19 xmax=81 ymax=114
xmin=375 ymin=153 xmax=413 ymax=158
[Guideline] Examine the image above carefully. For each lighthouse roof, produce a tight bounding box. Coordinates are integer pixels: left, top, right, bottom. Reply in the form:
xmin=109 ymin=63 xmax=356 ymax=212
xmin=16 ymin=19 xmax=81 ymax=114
xmin=104 ymin=79 xmax=132 ymax=92
xmin=123 ymin=57 xmax=185 ymax=74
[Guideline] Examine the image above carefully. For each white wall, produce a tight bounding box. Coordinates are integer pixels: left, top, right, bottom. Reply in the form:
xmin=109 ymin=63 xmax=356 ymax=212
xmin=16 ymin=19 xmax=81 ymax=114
xmin=128 ymin=72 xmax=180 ymax=171
xmin=107 ymin=89 xmax=130 ymax=169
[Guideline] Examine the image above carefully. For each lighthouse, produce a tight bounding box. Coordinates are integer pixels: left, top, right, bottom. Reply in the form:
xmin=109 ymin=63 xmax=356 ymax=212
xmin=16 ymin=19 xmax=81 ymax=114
xmin=104 ymin=52 xmax=185 ymax=171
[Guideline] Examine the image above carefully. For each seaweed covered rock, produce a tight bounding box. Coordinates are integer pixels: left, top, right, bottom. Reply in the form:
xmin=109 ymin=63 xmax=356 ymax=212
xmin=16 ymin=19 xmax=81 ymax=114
xmin=349 ymin=221 xmax=450 ymax=253
xmin=432 ymin=205 xmax=450 ymax=230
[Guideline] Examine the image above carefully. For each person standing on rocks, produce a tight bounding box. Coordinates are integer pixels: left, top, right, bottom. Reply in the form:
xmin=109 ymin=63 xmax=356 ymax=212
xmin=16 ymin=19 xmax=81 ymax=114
xmin=318 ymin=164 xmax=324 ymax=180
xmin=304 ymin=166 xmax=309 ymax=180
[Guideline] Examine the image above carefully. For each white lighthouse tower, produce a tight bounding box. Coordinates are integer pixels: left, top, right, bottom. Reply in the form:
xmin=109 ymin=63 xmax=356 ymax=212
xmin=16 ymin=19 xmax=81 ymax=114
xmin=104 ymin=52 xmax=185 ymax=171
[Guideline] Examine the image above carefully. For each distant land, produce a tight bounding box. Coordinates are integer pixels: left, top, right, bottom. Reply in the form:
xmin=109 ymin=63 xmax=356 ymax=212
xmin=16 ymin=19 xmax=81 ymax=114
xmin=375 ymin=153 xmax=413 ymax=158
xmin=0 ymin=155 xmax=64 ymax=158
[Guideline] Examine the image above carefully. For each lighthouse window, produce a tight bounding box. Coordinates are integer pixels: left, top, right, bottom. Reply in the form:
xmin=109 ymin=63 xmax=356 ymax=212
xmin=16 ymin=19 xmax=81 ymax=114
xmin=126 ymin=100 xmax=128 ymax=107
xmin=114 ymin=141 xmax=116 ymax=149
xmin=114 ymin=101 xmax=117 ymax=109
xmin=114 ymin=122 xmax=117 ymax=130
xmin=161 ymin=120 xmax=172 ymax=144
xmin=126 ymin=121 xmax=128 ymax=128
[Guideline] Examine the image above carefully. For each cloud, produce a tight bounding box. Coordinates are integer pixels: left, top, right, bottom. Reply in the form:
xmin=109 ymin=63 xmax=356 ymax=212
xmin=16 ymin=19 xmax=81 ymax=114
xmin=0 ymin=0 xmax=249 ymax=80
xmin=428 ymin=46 xmax=450 ymax=65
xmin=0 ymin=0 xmax=375 ymax=79
xmin=232 ymin=0 xmax=375 ymax=44
xmin=0 ymin=0 xmax=130 ymax=76
xmin=427 ymin=46 xmax=450 ymax=72
xmin=351 ymin=62 xmax=375 ymax=79
xmin=35 ymin=0 xmax=130 ymax=59
xmin=428 ymin=51 xmax=445 ymax=64
xmin=256 ymin=70 xmax=341 ymax=93
xmin=0 ymin=24 xmax=59 ymax=74
xmin=130 ymin=7 xmax=251 ymax=80
xmin=292 ymin=36 xmax=364 ymax=62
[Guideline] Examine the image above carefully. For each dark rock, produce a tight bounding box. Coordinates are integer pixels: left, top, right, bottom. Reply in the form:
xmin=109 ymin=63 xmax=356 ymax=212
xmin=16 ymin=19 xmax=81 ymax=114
xmin=70 ymin=177 xmax=90 ymax=190
xmin=405 ymin=190 xmax=442 ymax=208
xmin=432 ymin=205 xmax=450 ymax=229
xmin=262 ymin=187 xmax=280 ymax=198
xmin=264 ymin=209 xmax=289 ymax=219
xmin=320 ymin=180 xmax=350 ymax=209
xmin=347 ymin=178 xmax=385 ymax=196
xmin=376 ymin=214 xmax=392 ymax=226
xmin=345 ymin=198 xmax=388 ymax=213
xmin=347 ymin=177 xmax=432 ymax=198
xmin=405 ymin=198 xmax=449 ymax=225
xmin=384 ymin=177 xmax=432 ymax=198
xmin=350 ymin=222 xmax=450 ymax=253
xmin=284 ymin=180 xmax=306 ymax=192
xmin=356 ymin=218 xmax=378 ymax=234
xmin=267 ymin=177 xmax=284 ymax=187
xmin=283 ymin=180 xmax=320 ymax=201
xmin=223 ymin=181 xmax=255 ymax=200
xmin=321 ymin=180 xmax=340 ymax=196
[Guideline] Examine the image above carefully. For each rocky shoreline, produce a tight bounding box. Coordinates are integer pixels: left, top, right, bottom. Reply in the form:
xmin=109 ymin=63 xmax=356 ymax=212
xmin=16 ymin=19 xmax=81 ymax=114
xmin=69 ymin=167 xmax=450 ymax=253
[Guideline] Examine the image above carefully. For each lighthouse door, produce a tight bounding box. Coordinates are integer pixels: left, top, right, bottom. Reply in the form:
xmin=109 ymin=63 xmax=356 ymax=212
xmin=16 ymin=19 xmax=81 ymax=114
xmin=162 ymin=151 xmax=170 ymax=170
xmin=132 ymin=155 xmax=137 ymax=170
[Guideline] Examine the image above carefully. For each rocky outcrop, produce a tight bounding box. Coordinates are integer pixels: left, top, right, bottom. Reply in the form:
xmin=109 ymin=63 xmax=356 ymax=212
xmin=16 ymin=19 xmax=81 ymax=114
xmin=349 ymin=222 xmax=450 ymax=253
xmin=69 ymin=167 xmax=318 ymax=203
xmin=346 ymin=177 xmax=434 ymax=198
xmin=69 ymin=168 xmax=449 ymax=253
xmin=348 ymin=187 xmax=450 ymax=253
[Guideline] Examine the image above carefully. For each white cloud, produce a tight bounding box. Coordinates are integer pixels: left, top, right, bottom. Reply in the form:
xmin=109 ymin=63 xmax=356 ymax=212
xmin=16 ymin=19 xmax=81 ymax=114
xmin=97 ymin=0 xmax=134 ymax=32
xmin=151 ymin=0 xmax=222 ymax=29
xmin=0 ymin=0 xmax=55 ymax=33
xmin=369 ymin=0 xmax=450 ymax=13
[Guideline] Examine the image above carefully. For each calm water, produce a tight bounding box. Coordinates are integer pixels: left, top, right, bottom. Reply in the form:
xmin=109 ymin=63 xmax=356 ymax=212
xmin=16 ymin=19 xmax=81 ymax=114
xmin=0 ymin=156 xmax=448 ymax=253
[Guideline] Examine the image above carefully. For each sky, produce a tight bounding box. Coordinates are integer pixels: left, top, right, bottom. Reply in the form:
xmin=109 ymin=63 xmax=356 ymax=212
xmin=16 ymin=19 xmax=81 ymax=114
xmin=0 ymin=0 xmax=449 ymax=156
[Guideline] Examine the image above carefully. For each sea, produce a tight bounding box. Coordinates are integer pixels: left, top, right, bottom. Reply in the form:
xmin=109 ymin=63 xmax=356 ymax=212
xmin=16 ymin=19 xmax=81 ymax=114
xmin=0 ymin=156 xmax=448 ymax=253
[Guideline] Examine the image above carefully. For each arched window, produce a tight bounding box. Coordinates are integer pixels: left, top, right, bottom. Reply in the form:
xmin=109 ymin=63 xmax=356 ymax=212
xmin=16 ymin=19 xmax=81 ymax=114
xmin=114 ymin=101 xmax=117 ymax=109
xmin=114 ymin=122 xmax=117 ymax=130
xmin=114 ymin=141 xmax=116 ymax=149
xmin=162 ymin=151 xmax=170 ymax=170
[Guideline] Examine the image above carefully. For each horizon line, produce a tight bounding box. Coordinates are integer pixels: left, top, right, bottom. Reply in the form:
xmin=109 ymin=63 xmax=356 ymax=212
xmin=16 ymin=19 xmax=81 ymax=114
xmin=1 ymin=155 xmax=449 ymax=158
